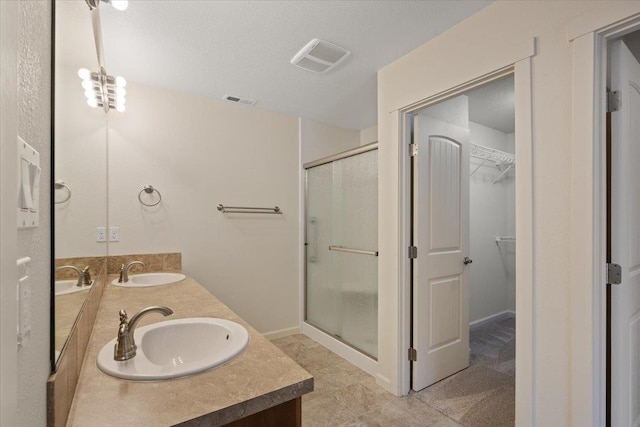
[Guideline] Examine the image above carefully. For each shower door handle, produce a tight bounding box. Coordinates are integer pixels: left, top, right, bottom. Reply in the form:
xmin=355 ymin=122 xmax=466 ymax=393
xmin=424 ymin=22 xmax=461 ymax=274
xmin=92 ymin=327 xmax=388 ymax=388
xmin=329 ymin=246 xmax=378 ymax=256
xmin=463 ymin=257 xmax=473 ymax=265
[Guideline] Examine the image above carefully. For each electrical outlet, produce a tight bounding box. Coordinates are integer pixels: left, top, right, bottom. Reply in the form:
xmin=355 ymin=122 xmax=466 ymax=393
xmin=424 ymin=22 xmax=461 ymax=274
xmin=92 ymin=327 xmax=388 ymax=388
xmin=109 ymin=226 xmax=120 ymax=242
xmin=96 ymin=226 xmax=107 ymax=242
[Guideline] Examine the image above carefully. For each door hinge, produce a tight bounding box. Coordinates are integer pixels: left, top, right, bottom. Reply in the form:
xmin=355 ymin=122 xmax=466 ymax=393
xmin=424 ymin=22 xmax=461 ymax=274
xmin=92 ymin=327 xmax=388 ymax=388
xmin=607 ymin=91 xmax=621 ymax=113
xmin=607 ymin=263 xmax=622 ymax=285
xmin=409 ymin=143 xmax=418 ymax=157
xmin=408 ymin=348 xmax=417 ymax=361
xmin=408 ymin=246 xmax=417 ymax=259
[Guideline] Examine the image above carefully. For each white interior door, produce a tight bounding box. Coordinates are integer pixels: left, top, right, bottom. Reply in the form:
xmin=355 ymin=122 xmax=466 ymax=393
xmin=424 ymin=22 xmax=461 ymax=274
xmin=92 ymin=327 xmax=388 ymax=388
xmin=412 ymin=104 xmax=470 ymax=391
xmin=610 ymin=39 xmax=640 ymax=427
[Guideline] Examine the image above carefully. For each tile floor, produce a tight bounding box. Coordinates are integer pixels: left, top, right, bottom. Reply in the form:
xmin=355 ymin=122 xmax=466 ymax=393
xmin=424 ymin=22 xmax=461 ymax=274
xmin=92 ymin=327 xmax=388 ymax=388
xmin=271 ymin=315 xmax=515 ymax=427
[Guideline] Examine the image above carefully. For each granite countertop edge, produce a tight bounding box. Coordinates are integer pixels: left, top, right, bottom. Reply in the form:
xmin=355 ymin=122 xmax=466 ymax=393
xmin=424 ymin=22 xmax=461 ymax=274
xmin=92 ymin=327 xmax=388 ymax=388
xmin=175 ymin=380 xmax=314 ymax=427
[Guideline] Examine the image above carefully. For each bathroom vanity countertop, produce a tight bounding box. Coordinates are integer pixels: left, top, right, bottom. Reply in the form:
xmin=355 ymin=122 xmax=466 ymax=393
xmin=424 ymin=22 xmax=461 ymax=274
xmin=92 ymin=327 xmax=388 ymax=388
xmin=66 ymin=272 xmax=313 ymax=426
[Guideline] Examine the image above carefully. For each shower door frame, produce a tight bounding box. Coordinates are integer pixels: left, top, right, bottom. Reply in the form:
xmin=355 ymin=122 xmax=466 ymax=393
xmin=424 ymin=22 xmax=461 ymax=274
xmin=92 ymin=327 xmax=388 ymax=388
xmin=301 ymin=142 xmax=379 ymax=376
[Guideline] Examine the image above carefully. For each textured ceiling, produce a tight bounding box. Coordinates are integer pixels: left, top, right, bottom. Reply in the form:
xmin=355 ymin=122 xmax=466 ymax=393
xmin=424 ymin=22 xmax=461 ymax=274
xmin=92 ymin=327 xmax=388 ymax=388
xmin=92 ymin=0 xmax=492 ymax=130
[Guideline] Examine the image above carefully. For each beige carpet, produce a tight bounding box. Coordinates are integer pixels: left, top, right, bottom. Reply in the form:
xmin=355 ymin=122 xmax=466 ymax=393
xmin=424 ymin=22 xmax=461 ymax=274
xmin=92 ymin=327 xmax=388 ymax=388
xmin=271 ymin=315 xmax=515 ymax=427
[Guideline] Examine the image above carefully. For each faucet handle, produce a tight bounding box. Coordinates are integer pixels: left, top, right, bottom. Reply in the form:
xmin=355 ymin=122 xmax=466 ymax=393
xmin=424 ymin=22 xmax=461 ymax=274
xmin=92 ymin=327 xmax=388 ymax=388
xmin=119 ymin=309 xmax=128 ymax=325
xmin=81 ymin=266 xmax=93 ymax=286
xmin=118 ymin=264 xmax=125 ymax=283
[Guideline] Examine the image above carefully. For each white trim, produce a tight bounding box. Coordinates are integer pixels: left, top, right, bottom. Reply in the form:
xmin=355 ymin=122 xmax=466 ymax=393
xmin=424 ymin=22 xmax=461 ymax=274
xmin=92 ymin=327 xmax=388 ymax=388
xmin=514 ymin=57 xmax=535 ymax=427
xmin=375 ymin=373 xmax=392 ymax=390
xmin=570 ymin=15 xmax=640 ymax=427
xmin=398 ymin=111 xmax=412 ymax=396
xmin=469 ymin=310 xmax=515 ymax=328
xmin=301 ymin=322 xmax=378 ymax=377
xmin=298 ymin=118 xmax=305 ymax=336
xmin=568 ymin=5 xmax=640 ymax=42
xmin=394 ymin=66 xmax=515 ymax=116
xmin=395 ymin=65 xmax=532 ymax=409
xmin=570 ymin=32 xmax=603 ymax=427
xmin=0 ymin=1 xmax=19 ymax=424
xmin=263 ymin=326 xmax=301 ymax=341
xmin=382 ymin=37 xmax=535 ymax=114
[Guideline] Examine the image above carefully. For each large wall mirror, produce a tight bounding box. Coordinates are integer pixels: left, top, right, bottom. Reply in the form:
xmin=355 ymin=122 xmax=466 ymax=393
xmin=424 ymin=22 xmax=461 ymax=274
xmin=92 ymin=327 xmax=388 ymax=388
xmin=52 ymin=0 xmax=108 ymax=369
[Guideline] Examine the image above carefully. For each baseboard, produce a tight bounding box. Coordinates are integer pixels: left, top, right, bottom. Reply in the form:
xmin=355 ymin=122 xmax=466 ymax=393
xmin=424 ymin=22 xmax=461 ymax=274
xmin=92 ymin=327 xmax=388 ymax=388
xmin=376 ymin=373 xmax=394 ymax=395
xmin=262 ymin=326 xmax=300 ymax=340
xmin=469 ymin=310 xmax=515 ymax=329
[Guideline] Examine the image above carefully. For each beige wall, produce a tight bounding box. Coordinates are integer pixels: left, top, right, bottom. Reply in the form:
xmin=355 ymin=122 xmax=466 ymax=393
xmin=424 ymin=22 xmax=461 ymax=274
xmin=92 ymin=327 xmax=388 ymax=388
xmin=300 ymin=118 xmax=360 ymax=164
xmin=107 ymin=82 xmax=301 ymax=335
xmin=468 ymin=121 xmax=515 ymax=323
xmin=360 ymin=124 xmax=378 ymax=146
xmin=377 ymin=1 xmax=640 ymax=426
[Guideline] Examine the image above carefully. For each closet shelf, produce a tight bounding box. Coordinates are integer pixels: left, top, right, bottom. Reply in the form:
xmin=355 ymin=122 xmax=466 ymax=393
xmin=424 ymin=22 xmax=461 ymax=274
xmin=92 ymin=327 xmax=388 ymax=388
xmin=470 ymin=143 xmax=515 ymax=164
xmin=470 ymin=143 xmax=516 ymax=183
xmin=495 ymin=236 xmax=516 ymax=246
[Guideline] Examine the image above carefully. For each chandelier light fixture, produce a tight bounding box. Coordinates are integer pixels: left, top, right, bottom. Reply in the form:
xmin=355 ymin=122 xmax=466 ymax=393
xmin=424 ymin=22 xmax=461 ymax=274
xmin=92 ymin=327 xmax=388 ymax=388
xmin=78 ymin=67 xmax=126 ymax=113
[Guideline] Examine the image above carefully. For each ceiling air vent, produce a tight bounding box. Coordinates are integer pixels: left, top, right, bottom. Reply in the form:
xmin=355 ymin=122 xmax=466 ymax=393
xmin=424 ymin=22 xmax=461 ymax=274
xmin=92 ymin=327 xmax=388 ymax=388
xmin=222 ymin=94 xmax=257 ymax=106
xmin=290 ymin=38 xmax=351 ymax=73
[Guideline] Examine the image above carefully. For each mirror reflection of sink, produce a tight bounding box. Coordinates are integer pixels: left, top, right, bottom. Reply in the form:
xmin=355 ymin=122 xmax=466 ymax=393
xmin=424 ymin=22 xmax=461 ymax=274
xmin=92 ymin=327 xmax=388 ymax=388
xmin=96 ymin=317 xmax=249 ymax=380
xmin=55 ymin=279 xmax=92 ymax=296
xmin=111 ymin=272 xmax=186 ymax=287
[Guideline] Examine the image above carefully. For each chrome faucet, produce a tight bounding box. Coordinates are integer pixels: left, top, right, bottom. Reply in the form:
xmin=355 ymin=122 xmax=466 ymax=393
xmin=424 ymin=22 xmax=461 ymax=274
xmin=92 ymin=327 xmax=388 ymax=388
xmin=113 ymin=306 xmax=173 ymax=361
xmin=119 ymin=261 xmax=145 ymax=283
xmin=56 ymin=265 xmax=93 ymax=287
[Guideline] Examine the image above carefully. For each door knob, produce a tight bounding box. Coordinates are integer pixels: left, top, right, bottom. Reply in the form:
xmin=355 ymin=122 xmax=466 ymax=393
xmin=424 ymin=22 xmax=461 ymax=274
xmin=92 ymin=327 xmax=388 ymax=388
xmin=463 ymin=257 xmax=473 ymax=265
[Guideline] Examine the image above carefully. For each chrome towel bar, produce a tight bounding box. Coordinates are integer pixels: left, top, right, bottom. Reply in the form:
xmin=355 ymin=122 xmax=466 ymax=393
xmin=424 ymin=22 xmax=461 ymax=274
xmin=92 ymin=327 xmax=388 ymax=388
xmin=217 ymin=204 xmax=282 ymax=214
xmin=329 ymin=246 xmax=378 ymax=256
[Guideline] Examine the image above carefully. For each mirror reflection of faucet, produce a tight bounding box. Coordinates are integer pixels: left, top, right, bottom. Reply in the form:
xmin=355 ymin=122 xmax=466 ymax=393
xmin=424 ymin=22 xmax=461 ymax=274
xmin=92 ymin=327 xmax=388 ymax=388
xmin=119 ymin=261 xmax=145 ymax=283
xmin=56 ymin=265 xmax=93 ymax=287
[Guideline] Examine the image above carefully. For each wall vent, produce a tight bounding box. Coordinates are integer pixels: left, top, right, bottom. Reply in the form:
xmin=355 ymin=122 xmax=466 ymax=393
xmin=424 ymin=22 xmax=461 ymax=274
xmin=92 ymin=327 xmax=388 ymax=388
xmin=290 ymin=38 xmax=350 ymax=73
xmin=222 ymin=94 xmax=257 ymax=106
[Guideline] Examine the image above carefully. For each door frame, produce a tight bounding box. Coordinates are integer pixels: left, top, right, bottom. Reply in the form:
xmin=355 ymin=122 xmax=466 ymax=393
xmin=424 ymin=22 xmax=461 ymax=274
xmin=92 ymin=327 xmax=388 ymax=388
xmin=397 ymin=60 xmax=534 ymax=424
xmin=570 ymin=11 xmax=640 ymax=427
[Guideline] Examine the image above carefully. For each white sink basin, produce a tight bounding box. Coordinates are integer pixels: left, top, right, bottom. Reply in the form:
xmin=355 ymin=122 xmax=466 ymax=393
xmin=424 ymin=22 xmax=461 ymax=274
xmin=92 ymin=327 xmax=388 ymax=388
xmin=111 ymin=272 xmax=186 ymax=287
xmin=96 ymin=317 xmax=249 ymax=380
xmin=55 ymin=280 xmax=92 ymax=296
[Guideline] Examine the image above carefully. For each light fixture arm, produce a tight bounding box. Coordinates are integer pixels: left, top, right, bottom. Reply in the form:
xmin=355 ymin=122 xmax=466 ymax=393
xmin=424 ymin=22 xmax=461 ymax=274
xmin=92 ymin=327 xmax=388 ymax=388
xmin=84 ymin=0 xmax=100 ymax=10
xmin=79 ymin=0 xmax=127 ymax=113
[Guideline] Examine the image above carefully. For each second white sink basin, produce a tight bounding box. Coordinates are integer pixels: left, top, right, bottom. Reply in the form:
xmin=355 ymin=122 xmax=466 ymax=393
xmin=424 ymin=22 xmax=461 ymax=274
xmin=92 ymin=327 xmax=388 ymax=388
xmin=96 ymin=317 xmax=249 ymax=380
xmin=111 ymin=272 xmax=186 ymax=287
xmin=55 ymin=280 xmax=92 ymax=296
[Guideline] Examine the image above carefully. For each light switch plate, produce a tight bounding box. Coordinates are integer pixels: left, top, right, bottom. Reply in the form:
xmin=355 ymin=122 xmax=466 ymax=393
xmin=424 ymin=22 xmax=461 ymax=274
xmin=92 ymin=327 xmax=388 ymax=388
xmin=17 ymin=137 xmax=40 ymax=229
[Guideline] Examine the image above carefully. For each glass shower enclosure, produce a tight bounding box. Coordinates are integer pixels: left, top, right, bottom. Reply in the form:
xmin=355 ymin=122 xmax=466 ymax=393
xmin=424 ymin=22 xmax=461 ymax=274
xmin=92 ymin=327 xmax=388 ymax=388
xmin=304 ymin=143 xmax=378 ymax=359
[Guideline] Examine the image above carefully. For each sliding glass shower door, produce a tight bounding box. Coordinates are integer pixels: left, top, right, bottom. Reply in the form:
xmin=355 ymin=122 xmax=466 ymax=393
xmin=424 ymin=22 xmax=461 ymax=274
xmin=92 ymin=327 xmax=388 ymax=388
xmin=305 ymin=146 xmax=378 ymax=358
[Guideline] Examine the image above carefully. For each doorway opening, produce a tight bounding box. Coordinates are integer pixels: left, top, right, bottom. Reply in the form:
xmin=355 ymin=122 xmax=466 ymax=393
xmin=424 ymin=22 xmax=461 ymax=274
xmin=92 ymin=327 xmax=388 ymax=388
xmin=406 ymin=75 xmax=516 ymax=423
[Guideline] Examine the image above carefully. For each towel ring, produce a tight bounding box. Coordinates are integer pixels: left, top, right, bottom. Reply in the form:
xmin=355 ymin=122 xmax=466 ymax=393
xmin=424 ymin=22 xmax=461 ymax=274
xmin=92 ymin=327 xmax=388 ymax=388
xmin=138 ymin=185 xmax=161 ymax=207
xmin=54 ymin=180 xmax=72 ymax=204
